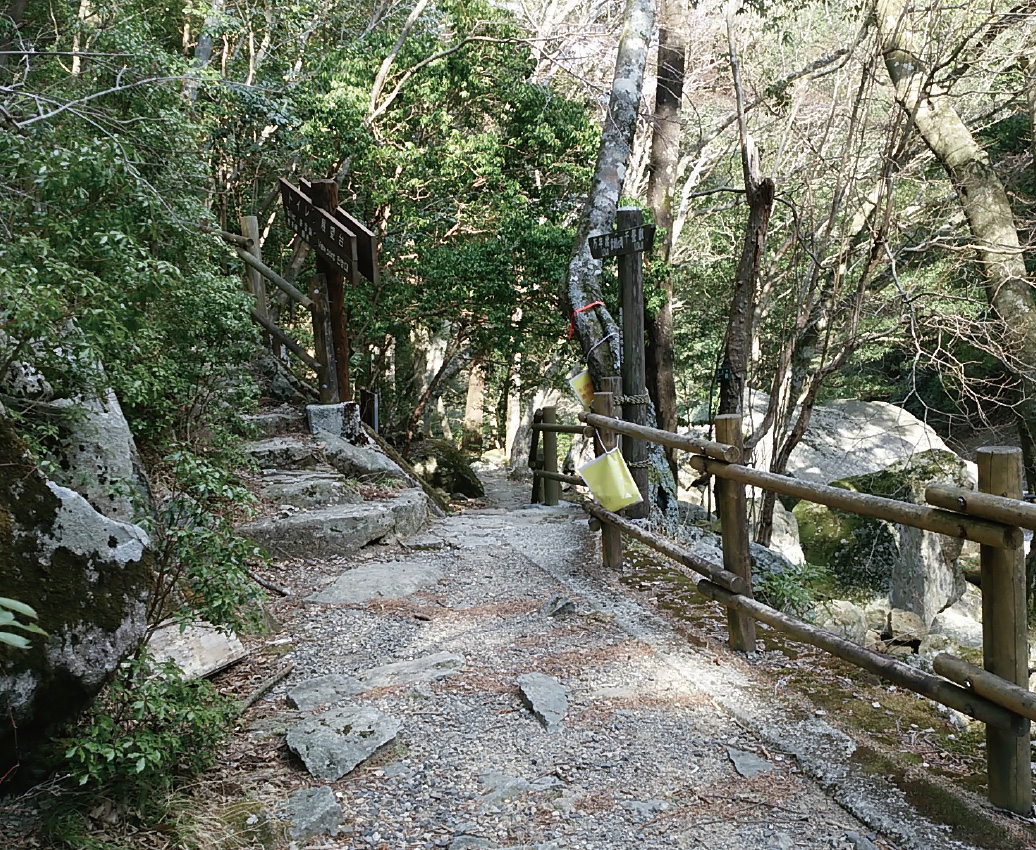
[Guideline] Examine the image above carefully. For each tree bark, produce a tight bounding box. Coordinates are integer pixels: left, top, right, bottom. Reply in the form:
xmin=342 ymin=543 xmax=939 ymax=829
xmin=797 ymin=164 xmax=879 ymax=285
xmin=718 ymin=6 xmax=775 ymax=416
xmin=461 ymin=359 xmax=485 ymax=452
xmin=566 ymin=0 xmax=655 ymax=386
xmin=645 ymin=0 xmax=685 ymax=476
xmin=876 ymin=0 xmax=1036 ymax=612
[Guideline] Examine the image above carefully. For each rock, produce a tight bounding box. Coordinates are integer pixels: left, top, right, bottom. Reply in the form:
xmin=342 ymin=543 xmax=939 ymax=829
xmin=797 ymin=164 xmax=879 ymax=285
xmin=863 ymin=597 xmax=891 ymax=631
xmin=540 ymin=595 xmax=576 ymax=618
xmin=478 ymin=769 xmax=563 ymax=807
xmin=306 ymin=560 xmax=443 ymax=605
xmin=147 ymin=620 xmax=246 ymax=680
xmin=888 ymin=608 xmax=928 ymax=641
xmin=242 ymin=405 xmax=305 ymax=437
xmin=0 ymin=415 xmax=152 ymax=776
xmin=287 ymin=674 xmax=364 ymax=710
xmin=863 ymin=630 xmax=884 ymax=651
xmin=260 ymin=470 xmax=361 ymax=510
xmin=307 ymin=401 xmax=366 ymax=443
xmin=917 ymin=633 xmax=957 ymax=661
xmin=622 ymin=799 xmax=671 ymax=822
xmin=517 ymin=672 xmax=568 ymax=732
xmin=812 ymin=600 xmax=868 ymax=644
xmin=244 ymin=436 xmax=319 ymax=470
xmin=322 ymin=433 xmax=405 ymax=481
xmin=240 ymin=502 xmax=395 ymax=559
xmin=844 ymin=831 xmax=880 ymax=850
xmin=285 ymin=706 xmax=400 ymax=780
xmin=929 ymin=608 xmax=983 ymax=649
xmin=360 ymin=652 xmax=464 ymax=689
xmin=407 ymin=439 xmax=485 ymax=498
xmin=748 ymin=497 xmax=805 ymax=565
xmin=726 ymin=747 xmax=774 ymax=779
xmin=385 ymin=488 xmax=430 ymax=538
xmin=794 ymin=450 xmax=971 ymax=623
xmin=283 ymin=786 xmax=343 ymax=841
xmin=254 ymin=351 xmax=314 ymax=404
xmin=42 ymin=388 xmax=152 ymax=524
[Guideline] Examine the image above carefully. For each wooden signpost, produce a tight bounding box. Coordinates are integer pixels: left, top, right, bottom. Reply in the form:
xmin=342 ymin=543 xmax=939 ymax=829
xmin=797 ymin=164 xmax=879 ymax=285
xmin=589 ymin=209 xmax=656 ymax=517
xmin=279 ymin=178 xmax=379 ymax=402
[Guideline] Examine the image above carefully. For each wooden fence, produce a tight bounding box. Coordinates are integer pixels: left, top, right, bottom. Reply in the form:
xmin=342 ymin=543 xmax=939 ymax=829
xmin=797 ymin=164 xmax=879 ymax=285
xmin=221 ymin=218 xmax=339 ymax=404
xmin=530 ymin=381 xmax=1035 ymax=815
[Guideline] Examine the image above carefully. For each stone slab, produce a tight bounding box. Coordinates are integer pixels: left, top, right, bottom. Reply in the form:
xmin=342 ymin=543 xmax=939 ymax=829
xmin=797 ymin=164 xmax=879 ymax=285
xmin=287 ymin=673 xmax=365 ymax=710
xmin=361 ymin=651 xmax=464 ymax=689
xmin=283 ymin=786 xmax=343 ymax=841
xmin=147 ymin=620 xmax=247 ymax=681
xmin=286 ymin=706 xmax=400 ymax=781
xmin=306 ymin=560 xmax=443 ymax=604
xmin=517 ymin=672 xmax=568 ymax=733
xmin=240 ymin=503 xmax=396 ymax=560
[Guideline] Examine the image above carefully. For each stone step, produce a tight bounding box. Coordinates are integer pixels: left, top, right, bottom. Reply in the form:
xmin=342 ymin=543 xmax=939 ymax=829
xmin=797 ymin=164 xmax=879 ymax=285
xmin=243 ymin=436 xmax=321 ymax=470
xmin=261 ymin=469 xmax=363 ymax=511
xmin=242 ymin=404 xmax=306 ymax=438
xmin=238 ymin=487 xmax=428 ymax=559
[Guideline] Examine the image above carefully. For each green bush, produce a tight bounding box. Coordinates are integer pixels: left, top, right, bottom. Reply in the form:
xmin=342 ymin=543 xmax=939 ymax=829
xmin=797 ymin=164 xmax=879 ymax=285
xmin=0 ymin=597 xmax=46 ymax=650
xmin=60 ymin=652 xmax=237 ymax=796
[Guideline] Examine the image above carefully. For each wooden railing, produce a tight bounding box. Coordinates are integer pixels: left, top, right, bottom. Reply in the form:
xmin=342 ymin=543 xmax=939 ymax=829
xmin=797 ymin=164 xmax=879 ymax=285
xmin=535 ymin=380 xmax=1034 ymax=815
xmin=221 ymin=218 xmax=339 ymax=404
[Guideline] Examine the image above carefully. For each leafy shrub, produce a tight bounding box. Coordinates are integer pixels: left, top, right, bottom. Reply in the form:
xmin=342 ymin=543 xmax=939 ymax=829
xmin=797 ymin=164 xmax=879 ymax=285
xmin=60 ymin=652 xmax=237 ymax=796
xmin=0 ymin=597 xmax=46 ymax=650
xmin=754 ymin=560 xmax=829 ymax=617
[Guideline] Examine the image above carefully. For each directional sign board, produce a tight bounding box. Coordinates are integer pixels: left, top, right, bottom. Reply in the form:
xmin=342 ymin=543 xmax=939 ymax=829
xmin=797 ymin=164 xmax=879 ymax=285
xmin=588 ymin=224 xmax=656 ymax=260
xmin=280 ymin=179 xmax=380 ymax=285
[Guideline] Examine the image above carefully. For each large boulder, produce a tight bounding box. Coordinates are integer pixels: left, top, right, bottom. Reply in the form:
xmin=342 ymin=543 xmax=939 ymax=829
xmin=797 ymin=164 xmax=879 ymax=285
xmin=793 ymin=450 xmax=971 ymax=623
xmin=0 ymin=414 xmax=152 ymax=777
xmin=406 ymin=439 xmax=484 ymax=498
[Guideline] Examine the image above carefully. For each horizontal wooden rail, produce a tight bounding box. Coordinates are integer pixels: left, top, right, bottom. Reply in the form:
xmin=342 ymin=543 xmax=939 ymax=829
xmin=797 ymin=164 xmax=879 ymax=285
xmin=220 ymin=229 xmax=253 ymax=248
xmin=934 ymin=654 xmax=1036 ymax=724
xmin=579 ymin=412 xmax=740 ymax=462
xmin=688 ymin=455 xmax=1021 ymax=550
xmin=534 ymin=470 xmax=584 ymax=486
xmin=236 ymin=247 xmax=313 ymax=309
xmin=926 ymin=484 xmax=1036 ymax=532
xmin=249 ymin=309 xmax=321 ymax=372
xmin=533 ymin=422 xmax=593 ymax=436
xmin=693 ymin=579 xmax=1024 ymax=733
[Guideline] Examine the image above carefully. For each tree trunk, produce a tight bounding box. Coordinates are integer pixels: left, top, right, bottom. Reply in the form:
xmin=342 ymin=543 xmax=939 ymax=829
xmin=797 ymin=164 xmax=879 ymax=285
xmin=876 ymin=0 xmax=1036 ymax=613
xmin=718 ymin=6 xmax=775 ymax=416
xmin=644 ymin=0 xmax=685 ymax=477
xmin=462 ymin=359 xmax=485 ymax=452
xmin=566 ymin=0 xmax=655 ymax=385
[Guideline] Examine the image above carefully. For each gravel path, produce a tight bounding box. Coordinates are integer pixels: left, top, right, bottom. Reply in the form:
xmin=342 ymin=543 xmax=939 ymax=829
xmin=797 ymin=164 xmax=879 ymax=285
xmin=255 ymin=470 xmax=988 ymax=850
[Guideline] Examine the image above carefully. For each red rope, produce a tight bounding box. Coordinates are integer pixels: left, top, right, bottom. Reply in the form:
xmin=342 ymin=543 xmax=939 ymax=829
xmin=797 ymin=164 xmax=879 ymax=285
xmin=568 ymin=300 xmax=604 ymax=339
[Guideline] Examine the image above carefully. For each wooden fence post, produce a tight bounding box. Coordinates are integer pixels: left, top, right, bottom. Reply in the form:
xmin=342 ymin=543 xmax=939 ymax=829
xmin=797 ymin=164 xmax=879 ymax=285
xmin=595 ymin=377 xmax=623 ymax=569
xmin=543 ymin=406 xmax=560 ymax=506
xmin=715 ymin=414 xmax=756 ymax=653
xmin=240 ymin=215 xmax=271 ymax=350
xmin=307 ymin=273 xmax=339 ymax=404
xmin=529 ymin=409 xmax=544 ymax=504
xmin=308 ymin=179 xmax=352 ymax=401
xmin=977 ymin=445 xmax=1032 ymax=815
xmin=617 ymin=206 xmax=649 ymax=518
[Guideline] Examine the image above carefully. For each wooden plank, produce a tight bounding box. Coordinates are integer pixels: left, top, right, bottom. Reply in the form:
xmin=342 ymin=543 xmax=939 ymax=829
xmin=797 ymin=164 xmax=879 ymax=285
xmin=595 ymin=379 xmax=623 ymax=570
xmin=534 ymin=470 xmax=584 ymax=486
xmin=580 ymin=412 xmax=739 ymax=462
xmin=583 ymin=501 xmax=748 ymax=594
xmin=715 ymin=415 xmax=755 ymax=653
xmin=618 ymin=207 xmax=649 ymax=518
xmin=308 ymin=273 xmax=339 ymax=404
xmin=309 ymin=179 xmax=352 ymax=402
xmin=977 ymin=445 xmax=1031 ymax=814
xmin=926 ymin=483 xmax=1036 ymax=531
xmin=236 ymin=247 xmax=312 ymax=308
xmin=280 ymin=178 xmax=358 ymax=277
xmin=301 ymin=178 xmax=379 ymax=285
xmin=543 ymin=406 xmax=560 ymax=506
xmin=532 ymin=423 xmax=593 ymax=435
xmin=249 ymin=308 xmax=321 ymax=372
xmin=687 ymin=454 xmax=1021 ymax=550
xmin=588 ymin=224 xmax=656 ymax=259
xmin=240 ymin=216 xmax=271 ymax=349
xmin=934 ymin=653 xmax=1036 ymax=724
xmin=694 ymin=579 xmax=1023 ymax=732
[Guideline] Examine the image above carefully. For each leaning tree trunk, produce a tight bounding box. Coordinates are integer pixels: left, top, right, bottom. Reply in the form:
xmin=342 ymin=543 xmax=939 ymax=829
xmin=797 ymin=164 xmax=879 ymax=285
xmin=876 ymin=0 xmax=1036 ymax=613
xmin=717 ymin=6 xmax=775 ymax=417
xmin=567 ymin=0 xmax=656 ymax=385
xmin=644 ymin=0 xmax=686 ymax=477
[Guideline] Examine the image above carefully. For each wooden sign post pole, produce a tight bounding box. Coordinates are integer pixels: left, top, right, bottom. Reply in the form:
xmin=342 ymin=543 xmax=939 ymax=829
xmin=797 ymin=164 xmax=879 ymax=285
xmin=617 ymin=206 xmax=649 ymax=517
xmin=977 ymin=445 xmax=1031 ymax=814
xmin=309 ymin=179 xmax=352 ymax=402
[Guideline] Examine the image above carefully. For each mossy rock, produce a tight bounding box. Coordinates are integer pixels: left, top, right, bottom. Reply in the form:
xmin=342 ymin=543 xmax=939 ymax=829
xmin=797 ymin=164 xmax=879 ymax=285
xmin=405 ymin=439 xmax=485 ymax=498
xmin=793 ymin=450 xmax=971 ymax=603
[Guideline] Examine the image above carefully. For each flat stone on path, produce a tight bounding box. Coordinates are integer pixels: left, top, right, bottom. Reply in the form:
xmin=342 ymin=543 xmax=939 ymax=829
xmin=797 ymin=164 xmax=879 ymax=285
xmin=517 ymin=672 xmax=568 ymax=732
xmin=286 ymin=706 xmax=401 ymax=781
xmin=361 ymin=651 xmax=464 ymax=689
xmin=727 ymin=746 xmax=774 ymax=779
xmin=283 ymin=785 xmax=343 ymax=840
xmin=147 ymin=620 xmax=246 ymax=681
xmin=287 ymin=673 xmax=364 ymax=710
xmin=306 ymin=559 xmax=443 ymax=604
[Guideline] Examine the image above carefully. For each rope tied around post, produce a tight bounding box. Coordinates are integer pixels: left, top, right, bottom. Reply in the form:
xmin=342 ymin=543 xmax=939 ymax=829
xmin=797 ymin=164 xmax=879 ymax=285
xmin=616 ymin=393 xmax=651 ymax=406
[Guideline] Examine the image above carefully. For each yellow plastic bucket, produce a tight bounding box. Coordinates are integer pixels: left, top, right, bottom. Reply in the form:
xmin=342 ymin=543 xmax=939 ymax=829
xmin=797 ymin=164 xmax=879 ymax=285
xmin=568 ymin=368 xmax=595 ymax=410
xmin=578 ymin=448 xmax=643 ymax=512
